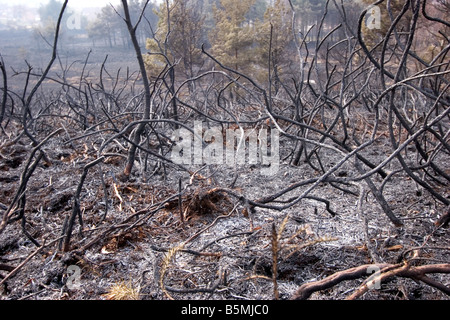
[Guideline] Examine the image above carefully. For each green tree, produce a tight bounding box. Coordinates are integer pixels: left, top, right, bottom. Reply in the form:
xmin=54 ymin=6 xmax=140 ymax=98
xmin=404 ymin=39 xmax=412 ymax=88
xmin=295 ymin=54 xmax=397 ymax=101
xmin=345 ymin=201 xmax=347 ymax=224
xmin=145 ymin=0 xmax=206 ymax=81
xmin=291 ymin=0 xmax=327 ymax=41
xmin=36 ymin=0 xmax=66 ymax=42
xmin=209 ymin=0 xmax=256 ymax=72
xmin=97 ymin=5 xmax=119 ymax=47
xmin=120 ymin=0 xmax=158 ymax=48
xmin=37 ymin=0 xmax=88 ymax=39
xmin=86 ymin=17 xmax=111 ymax=47
xmin=254 ymin=0 xmax=294 ymax=91
xmin=86 ymin=1 xmax=157 ymax=49
xmin=246 ymin=0 xmax=267 ymax=22
xmin=359 ymin=0 xmax=412 ymax=50
xmin=39 ymin=0 xmax=63 ymax=25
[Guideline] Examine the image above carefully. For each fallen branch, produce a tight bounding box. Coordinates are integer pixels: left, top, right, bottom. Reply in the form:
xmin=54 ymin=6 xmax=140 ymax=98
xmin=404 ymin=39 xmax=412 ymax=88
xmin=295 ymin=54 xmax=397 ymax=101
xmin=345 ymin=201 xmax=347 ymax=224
xmin=290 ymin=262 xmax=450 ymax=300
xmin=346 ymin=263 xmax=450 ymax=300
xmin=291 ymin=263 xmax=391 ymax=300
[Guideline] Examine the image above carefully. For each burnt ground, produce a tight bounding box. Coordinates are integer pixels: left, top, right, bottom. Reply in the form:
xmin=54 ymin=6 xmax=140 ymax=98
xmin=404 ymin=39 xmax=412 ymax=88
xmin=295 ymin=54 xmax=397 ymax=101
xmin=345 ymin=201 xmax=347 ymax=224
xmin=0 ymin=29 xmax=449 ymax=301
xmin=0 ymin=122 xmax=448 ymax=301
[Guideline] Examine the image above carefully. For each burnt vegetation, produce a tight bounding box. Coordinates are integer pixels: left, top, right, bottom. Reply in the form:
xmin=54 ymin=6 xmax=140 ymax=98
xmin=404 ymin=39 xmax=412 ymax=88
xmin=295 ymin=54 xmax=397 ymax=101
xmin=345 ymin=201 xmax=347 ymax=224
xmin=0 ymin=0 xmax=449 ymax=300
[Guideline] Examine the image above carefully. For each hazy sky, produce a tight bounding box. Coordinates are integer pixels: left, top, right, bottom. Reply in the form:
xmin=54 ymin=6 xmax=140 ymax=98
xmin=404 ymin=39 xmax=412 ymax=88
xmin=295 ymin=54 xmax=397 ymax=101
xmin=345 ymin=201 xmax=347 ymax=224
xmin=0 ymin=0 xmax=121 ymax=9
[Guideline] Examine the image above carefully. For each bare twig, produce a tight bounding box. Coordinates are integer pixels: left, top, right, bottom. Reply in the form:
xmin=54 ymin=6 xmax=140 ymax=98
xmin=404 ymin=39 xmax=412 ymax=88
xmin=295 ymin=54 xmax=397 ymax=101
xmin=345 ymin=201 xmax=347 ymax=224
xmin=0 ymin=237 xmax=63 ymax=286
xmin=291 ymin=262 xmax=450 ymax=300
xmin=62 ymin=156 xmax=105 ymax=252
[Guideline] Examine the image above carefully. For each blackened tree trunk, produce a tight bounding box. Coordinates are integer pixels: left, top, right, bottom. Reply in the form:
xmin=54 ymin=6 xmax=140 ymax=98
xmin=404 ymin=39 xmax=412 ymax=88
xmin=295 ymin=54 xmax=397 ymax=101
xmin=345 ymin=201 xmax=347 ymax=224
xmin=121 ymin=0 xmax=152 ymax=179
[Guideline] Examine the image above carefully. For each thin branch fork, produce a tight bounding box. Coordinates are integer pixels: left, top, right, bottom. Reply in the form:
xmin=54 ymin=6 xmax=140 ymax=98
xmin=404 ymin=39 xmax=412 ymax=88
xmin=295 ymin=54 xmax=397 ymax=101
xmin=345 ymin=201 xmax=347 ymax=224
xmin=120 ymin=0 xmax=152 ymax=179
xmin=0 ymin=128 xmax=63 ymax=238
xmin=0 ymin=237 xmax=63 ymax=286
xmin=62 ymin=156 xmax=105 ymax=252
